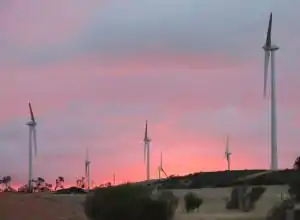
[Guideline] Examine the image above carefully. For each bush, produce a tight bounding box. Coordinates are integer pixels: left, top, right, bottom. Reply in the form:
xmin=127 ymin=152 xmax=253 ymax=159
xmin=156 ymin=191 xmax=179 ymax=219
xmin=226 ymin=186 xmax=266 ymax=212
xmin=184 ymin=192 xmax=203 ymax=213
xmin=266 ymin=199 xmax=294 ymax=220
xmin=54 ymin=187 xmax=86 ymax=194
xmin=226 ymin=187 xmax=239 ymax=210
xmin=249 ymin=186 xmax=266 ymax=206
xmin=84 ymin=184 xmax=177 ymax=220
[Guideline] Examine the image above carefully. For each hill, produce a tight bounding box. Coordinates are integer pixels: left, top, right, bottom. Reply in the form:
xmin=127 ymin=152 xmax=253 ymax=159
xmin=148 ymin=169 xmax=300 ymax=189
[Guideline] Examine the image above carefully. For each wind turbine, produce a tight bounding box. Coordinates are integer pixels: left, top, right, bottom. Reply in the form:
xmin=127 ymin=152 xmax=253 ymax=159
xmin=158 ymin=151 xmax=168 ymax=179
xmin=225 ymin=136 xmax=231 ymax=171
xmin=26 ymin=102 xmax=38 ymax=192
xmin=113 ymin=173 xmax=116 ymax=185
xmin=143 ymin=120 xmax=151 ymax=181
xmin=262 ymin=12 xmax=279 ymax=170
xmin=85 ymin=148 xmax=91 ymax=191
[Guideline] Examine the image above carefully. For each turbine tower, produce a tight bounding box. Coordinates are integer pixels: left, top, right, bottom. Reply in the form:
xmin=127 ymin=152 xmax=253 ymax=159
xmin=85 ymin=148 xmax=91 ymax=191
xmin=262 ymin=13 xmax=279 ymax=170
xmin=158 ymin=151 xmax=162 ymax=179
xmin=158 ymin=151 xmax=168 ymax=179
xmin=143 ymin=120 xmax=151 ymax=181
xmin=26 ymin=102 xmax=38 ymax=192
xmin=225 ymin=136 xmax=231 ymax=171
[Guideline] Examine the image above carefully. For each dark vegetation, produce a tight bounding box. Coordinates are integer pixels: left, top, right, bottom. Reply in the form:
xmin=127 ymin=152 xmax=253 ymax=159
xmin=157 ymin=169 xmax=300 ymax=190
xmin=54 ymin=186 xmax=86 ymax=194
xmin=2 ymin=156 xmax=300 ymax=196
xmin=84 ymin=184 xmax=178 ymax=220
xmin=266 ymin=199 xmax=295 ymax=220
xmin=226 ymin=185 xmax=266 ymax=212
xmin=184 ymin=192 xmax=203 ymax=213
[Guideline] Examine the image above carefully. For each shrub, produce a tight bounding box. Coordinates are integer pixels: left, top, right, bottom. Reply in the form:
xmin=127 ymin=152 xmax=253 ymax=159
xmin=226 ymin=187 xmax=239 ymax=209
xmin=156 ymin=191 xmax=179 ymax=219
xmin=184 ymin=192 xmax=203 ymax=213
xmin=266 ymin=199 xmax=294 ymax=220
xmin=84 ymin=183 xmax=177 ymax=220
xmin=249 ymin=186 xmax=266 ymax=208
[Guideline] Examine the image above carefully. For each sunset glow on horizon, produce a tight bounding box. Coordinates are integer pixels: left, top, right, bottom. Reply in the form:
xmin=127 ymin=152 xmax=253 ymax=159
xmin=0 ymin=0 xmax=300 ymax=187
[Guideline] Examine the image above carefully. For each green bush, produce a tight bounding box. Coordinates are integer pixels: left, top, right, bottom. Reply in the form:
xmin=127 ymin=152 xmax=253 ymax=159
xmin=84 ymin=184 xmax=177 ymax=220
xmin=184 ymin=192 xmax=203 ymax=213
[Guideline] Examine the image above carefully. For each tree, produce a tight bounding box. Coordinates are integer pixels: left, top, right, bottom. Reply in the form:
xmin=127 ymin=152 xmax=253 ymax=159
xmin=36 ymin=177 xmax=45 ymax=191
xmin=55 ymin=176 xmax=64 ymax=190
xmin=76 ymin=177 xmax=85 ymax=189
xmin=1 ymin=176 xmax=12 ymax=191
xmin=293 ymin=156 xmax=300 ymax=170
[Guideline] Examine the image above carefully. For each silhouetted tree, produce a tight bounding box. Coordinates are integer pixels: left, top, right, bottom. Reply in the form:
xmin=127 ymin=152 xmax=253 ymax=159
xmin=55 ymin=176 xmax=64 ymax=190
xmin=76 ymin=177 xmax=85 ymax=189
xmin=36 ymin=177 xmax=45 ymax=190
xmin=1 ymin=176 xmax=12 ymax=191
xmin=293 ymin=156 xmax=300 ymax=170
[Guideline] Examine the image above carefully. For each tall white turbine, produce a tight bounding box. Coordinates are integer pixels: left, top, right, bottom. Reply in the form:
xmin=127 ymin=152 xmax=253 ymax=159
xmin=262 ymin=13 xmax=279 ymax=170
xmin=26 ymin=102 xmax=38 ymax=192
xmin=85 ymin=148 xmax=91 ymax=191
xmin=113 ymin=173 xmax=116 ymax=185
xmin=225 ymin=136 xmax=231 ymax=171
xmin=143 ymin=120 xmax=151 ymax=181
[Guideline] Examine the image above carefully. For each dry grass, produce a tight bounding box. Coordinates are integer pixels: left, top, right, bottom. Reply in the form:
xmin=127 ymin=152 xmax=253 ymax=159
xmin=0 ymin=192 xmax=87 ymax=220
xmin=0 ymin=185 xmax=289 ymax=220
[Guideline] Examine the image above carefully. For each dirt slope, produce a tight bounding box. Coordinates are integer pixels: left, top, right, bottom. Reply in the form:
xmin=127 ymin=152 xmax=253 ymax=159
xmin=0 ymin=193 xmax=87 ymax=220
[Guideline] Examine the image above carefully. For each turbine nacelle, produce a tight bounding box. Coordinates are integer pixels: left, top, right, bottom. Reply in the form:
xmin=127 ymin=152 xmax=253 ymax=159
xmin=262 ymin=44 xmax=279 ymax=51
xmin=26 ymin=121 xmax=37 ymax=126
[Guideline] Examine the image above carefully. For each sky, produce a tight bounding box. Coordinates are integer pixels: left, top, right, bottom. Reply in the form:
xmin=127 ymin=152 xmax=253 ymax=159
xmin=0 ymin=0 xmax=300 ymax=187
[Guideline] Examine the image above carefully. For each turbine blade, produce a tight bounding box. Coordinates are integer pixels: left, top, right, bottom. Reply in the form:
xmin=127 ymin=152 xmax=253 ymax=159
xmin=32 ymin=127 xmax=37 ymax=156
xmin=28 ymin=102 xmax=35 ymax=122
xmin=86 ymin=148 xmax=89 ymax=161
xmin=225 ymin=136 xmax=229 ymax=155
xmin=161 ymin=167 xmax=168 ymax=178
xmin=144 ymin=120 xmax=148 ymax=141
xmin=266 ymin=13 xmax=272 ymax=47
xmin=160 ymin=151 xmax=163 ymax=168
xmin=264 ymin=51 xmax=270 ymax=98
xmin=85 ymin=163 xmax=88 ymax=176
xmin=144 ymin=143 xmax=146 ymax=163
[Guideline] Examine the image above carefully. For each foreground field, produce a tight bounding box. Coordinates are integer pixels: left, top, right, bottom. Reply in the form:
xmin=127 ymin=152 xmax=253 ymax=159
xmin=0 ymin=184 xmax=294 ymax=220
xmin=0 ymin=193 xmax=87 ymax=220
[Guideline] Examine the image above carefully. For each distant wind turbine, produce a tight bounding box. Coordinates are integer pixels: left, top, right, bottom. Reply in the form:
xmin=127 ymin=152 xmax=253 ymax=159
xmin=26 ymin=102 xmax=38 ymax=192
xmin=158 ymin=151 xmax=168 ymax=179
xmin=113 ymin=173 xmax=116 ymax=185
xmin=262 ymin=12 xmax=279 ymax=170
xmin=85 ymin=148 xmax=91 ymax=191
xmin=143 ymin=120 xmax=151 ymax=181
xmin=225 ymin=136 xmax=231 ymax=171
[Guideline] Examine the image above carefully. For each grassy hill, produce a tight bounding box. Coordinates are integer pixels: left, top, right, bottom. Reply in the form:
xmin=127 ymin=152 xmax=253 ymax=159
xmin=151 ymin=169 xmax=300 ymax=189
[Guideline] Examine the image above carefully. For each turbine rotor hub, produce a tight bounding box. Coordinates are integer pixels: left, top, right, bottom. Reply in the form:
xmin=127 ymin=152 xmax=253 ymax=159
xmin=262 ymin=44 xmax=279 ymax=51
xmin=26 ymin=121 xmax=37 ymax=126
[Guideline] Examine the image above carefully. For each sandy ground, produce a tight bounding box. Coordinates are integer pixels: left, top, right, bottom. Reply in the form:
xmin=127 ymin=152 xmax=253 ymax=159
xmin=0 ymin=193 xmax=87 ymax=220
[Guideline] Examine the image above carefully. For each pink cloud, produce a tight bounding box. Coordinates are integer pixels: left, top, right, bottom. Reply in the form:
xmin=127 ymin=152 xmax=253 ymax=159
xmin=0 ymin=0 xmax=102 ymax=46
